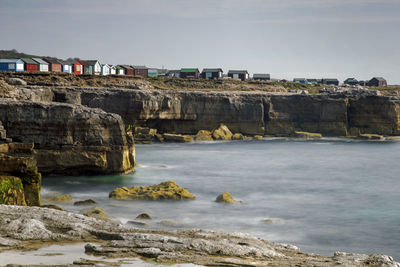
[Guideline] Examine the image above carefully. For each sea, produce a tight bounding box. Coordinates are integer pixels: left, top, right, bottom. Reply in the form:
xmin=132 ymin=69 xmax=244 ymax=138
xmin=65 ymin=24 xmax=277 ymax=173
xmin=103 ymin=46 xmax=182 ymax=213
xmin=41 ymin=138 xmax=400 ymax=260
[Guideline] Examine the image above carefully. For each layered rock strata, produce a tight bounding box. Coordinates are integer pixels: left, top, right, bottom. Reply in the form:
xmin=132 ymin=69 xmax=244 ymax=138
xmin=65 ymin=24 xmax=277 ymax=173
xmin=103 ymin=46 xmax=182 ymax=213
xmin=0 ymin=99 xmax=135 ymax=175
xmin=45 ymin=87 xmax=400 ymax=137
xmin=0 ymin=205 xmax=399 ymax=266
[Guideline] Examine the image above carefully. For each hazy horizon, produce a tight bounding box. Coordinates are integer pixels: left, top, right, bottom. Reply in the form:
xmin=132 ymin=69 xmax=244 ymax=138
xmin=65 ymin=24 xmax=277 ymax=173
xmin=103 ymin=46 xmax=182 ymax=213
xmin=1 ymin=0 xmax=399 ymax=84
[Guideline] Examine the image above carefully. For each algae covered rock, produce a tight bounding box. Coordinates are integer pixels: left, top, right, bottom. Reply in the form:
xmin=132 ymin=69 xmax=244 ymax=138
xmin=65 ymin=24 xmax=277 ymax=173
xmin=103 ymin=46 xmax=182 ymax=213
xmin=212 ymin=124 xmax=233 ymax=140
xmin=74 ymin=199 xmax=96 ymax=206
xmin=80 ymin=206 xmax=109 ymax=221
xmin=194 ymin=130 xmax=213 ymax=141
xmin=0 ymin=176 xmax=26 ymax=206
xmin=109 ymin=181 xmax=196 ymax=201
xmin=216 ymin=192 xmax=238 ymax=204
xmin=294 ymin=131 xmax=322 ymax=139
xmin=163 ymin=133 xmax=193 ymax=143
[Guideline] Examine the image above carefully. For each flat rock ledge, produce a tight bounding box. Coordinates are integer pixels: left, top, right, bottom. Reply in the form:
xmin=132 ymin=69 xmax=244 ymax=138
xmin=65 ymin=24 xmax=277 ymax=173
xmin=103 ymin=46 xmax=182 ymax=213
xmin=0 ymin=205 xmax=399 ymax=266
xmin=109 ymin=181 xmax=196 ymax=200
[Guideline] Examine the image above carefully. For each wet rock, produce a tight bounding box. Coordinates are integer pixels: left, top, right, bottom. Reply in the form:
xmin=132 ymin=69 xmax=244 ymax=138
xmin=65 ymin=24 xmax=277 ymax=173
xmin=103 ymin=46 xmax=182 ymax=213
xmin=194 ymin=130 xmax=213 ymax=141
xmin=254 ymin=135 xmax=263 ymax=140
xmin=294 ymin=131 xmax=322 ymax=139
xmin=7 ymin=78 xmax=27 ymax=86
xmin=42 ymin=194 xmax=72 ymax=203
xmin=136 ymin=213 xmax=152 ymax=220
xmin=163 ymin=133 xmax=193 ymax=143
xmin=212 ymin=124 xmax=233 ymax=140
xmin=216 ymin=192 xmax=239 ymax=204
xmin=74 ymin=199 xmax=97 ymax=206
xmin=40 ymin=204 xmax=64 ymax=211
xmin=109 ymin=181 xmax=196 ymax=201
xmin=232 ymin=133 xmax=245 ymax=140
xmin=80 ymin=206 xmax=109 ymax=221
xmin=358 ymin=134 xmax=384 ymax=140
xmin=261 ymin=218 xmax=285 ymax=224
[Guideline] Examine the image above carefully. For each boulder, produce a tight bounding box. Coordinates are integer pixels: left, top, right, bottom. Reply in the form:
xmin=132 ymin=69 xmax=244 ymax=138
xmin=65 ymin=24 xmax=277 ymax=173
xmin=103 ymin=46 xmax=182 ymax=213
xmin=232 ymin=133 xmax=245 ymax=140
xmin=254 ymin=135 xmax=263 ymax=140
xmin=212 ymin=124 xmax=233 ymax=140
xmin=74 ymin=199 xmax=96 ymax=206
xmin=194 ymin=130 xmax=213 ymax=141
xmin=294 ymin=131 xmax=322 ymax=139
xmin=80 ymin=206 xmax=109 ymax=221
xmin=109 ymin=181 xmax=196 ymax=201
xmin=216 ymin=192 xmax=238 ymax=204
xmin=136 ymin=213 xmax=152 ymax=220
xmin=7 ymin=78 xmax=27 ymax=86
xmin=133 ymin=127 xmax=158 ymax=144
xmin=42 ymin=194 xmax=72 ymax=203
xmin=163 ymin=133 xmax=193 ymax=143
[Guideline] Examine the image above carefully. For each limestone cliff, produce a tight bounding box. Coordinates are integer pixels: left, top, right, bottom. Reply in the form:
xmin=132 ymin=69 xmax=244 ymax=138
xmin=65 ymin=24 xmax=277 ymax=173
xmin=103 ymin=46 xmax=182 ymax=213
xmin=0 ymin=99 xmax=135 ymax=175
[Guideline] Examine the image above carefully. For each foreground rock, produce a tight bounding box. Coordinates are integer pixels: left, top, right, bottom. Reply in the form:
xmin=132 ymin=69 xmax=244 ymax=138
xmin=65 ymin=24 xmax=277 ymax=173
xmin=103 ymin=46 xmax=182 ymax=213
xmin=109 ymin=181 xmax=196 ymax=200
xmin=0 ymin=205 xmax=398 ymax=267
xmin=0 ymin=99 xmax=135 ymax=175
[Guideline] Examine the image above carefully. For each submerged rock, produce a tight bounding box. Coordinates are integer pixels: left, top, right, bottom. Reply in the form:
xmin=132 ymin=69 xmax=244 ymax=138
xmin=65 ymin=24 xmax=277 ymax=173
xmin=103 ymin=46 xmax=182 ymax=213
xmin=42 ymin=194 xmax=72 ymax=203
xmin=358 ymin=134 xmax=384 ymax=140
xmin=74 ymin=199 xmax=97 ymax=206
xmin=127 ymin=220 xmax=147 ymax=227
xmin=136 ymin=213 xmax=152 ymax=220
xmin=216 ymin=192 xmax=239 ymax=204
xmin=163 ymin=133 xmax=193 ymax=143
xmin=261 ymin=218 xmax=285 ymax=224
xmin=212 ymin=124 xmax=233 ymax=140
xmin=109 ymin=181 xmax=196 ymax=201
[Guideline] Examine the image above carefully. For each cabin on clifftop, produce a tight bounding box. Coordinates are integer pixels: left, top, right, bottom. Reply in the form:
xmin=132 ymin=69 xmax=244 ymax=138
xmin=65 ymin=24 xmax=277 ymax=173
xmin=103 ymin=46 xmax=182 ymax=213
xmin=253 ymin=73 xmax=271 ymax=81
xmin=81 ymin=60 xmax=101 ymax=75
xmin=43 ymin=58 xmax=62 ymax=72
xmin=228 ymin=70 xmax=249 ymax=81
xmin=119 ymin=65 xmax=134 ymax=76
xmin=101 ymin=64 xmax=110 ymax=76
xmin=344 ymin=78 xmax=358 ymax=86
xmin=0 ymin=59 xmax=24 ymax=72
xmin=367 ymin=77 xmax=387 ymax=87
xmin=132 ymin=66 xmax=148 ymax=77
xmin=201 ymin=68 xmax=223 ymax=79
xmin=57 ymin=60 xmax=72 ymax=73
xmin=322 ymin=78 xmax=339 ymax=86
xmin=67 ymin=60 xmax=83 ymax=75
xmin=180 ymin=68 xmax=200 ymax=79
xmin=148 ymin=68 xmax=158 ymax=78
xmin=21 ymin=58 xmax=38 ymax=72
xmin=32 ymin=58 xmax=49 ymax=72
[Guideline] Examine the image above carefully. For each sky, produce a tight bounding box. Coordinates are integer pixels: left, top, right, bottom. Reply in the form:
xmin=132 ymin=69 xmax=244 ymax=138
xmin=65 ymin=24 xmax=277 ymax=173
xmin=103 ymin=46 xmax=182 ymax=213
xmin=0 ymin=0 xmax=399 ymax=84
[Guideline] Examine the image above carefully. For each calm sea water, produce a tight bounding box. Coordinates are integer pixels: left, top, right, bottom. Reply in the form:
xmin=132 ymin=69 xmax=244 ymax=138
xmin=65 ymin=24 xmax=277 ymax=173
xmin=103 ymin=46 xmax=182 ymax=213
xmin=42 ymin=139 xmax=400 ymax=260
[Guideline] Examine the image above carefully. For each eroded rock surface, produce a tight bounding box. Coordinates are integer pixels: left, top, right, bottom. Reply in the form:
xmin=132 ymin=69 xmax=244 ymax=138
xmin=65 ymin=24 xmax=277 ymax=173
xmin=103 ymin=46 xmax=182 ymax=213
xmin=0 ymin=205 xmax=398 ymax=267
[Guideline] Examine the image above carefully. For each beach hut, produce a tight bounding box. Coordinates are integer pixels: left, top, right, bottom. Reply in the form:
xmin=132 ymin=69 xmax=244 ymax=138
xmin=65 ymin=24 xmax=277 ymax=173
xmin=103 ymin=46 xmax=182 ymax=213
xmin=201 ymin=68 xmax=223 ymax=79
xmin=322 ymin=78 xmax=339 ymax=86
xmin=253 ymin=74 xmax=270 ymax=81
xmin=132 ymin=66 xmax=148 ymax=77
xmin=57 ymin=60 xmax=72 ymax=74
xmin=147 ymin=68 xmax=158 ymax=78
xmin=0 ymin=59 xmax=24 ymax=72
xmin=115 ymin=66 xmax=125 ymax=75
xmin=166 ymin=70 xmax=180 ymax=78
xmin=119 ymin=65 xmax=134 ymax=76
xmin=367 ymin=77 xmax=387 ymax=87
xmin=21 ymin=58 xmax=38 ymax=72
xmin=110 ymin=65 xmax=116 ymax=75
xmin=344 ymin=78 xmax=358 ymax=86
xmin=67 ymin=60 xmax=83 ymax=75
xmin=228 ymin=70 xmax=249 ymax=81
xmin=180 ymin=68 xmax=200 ymax=78
xmin=101 ymin=64 xmax=110 ymax=76
xmin=43 ymin=58 xmax=62 ymax=72
xmin=32 ymin=58 xmax=49 ymax=72
xmin=80 ymin=60 xmax=101 ymax=75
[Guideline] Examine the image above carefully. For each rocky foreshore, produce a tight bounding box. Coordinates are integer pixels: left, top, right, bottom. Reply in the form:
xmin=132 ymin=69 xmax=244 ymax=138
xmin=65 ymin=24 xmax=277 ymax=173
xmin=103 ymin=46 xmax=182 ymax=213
xmin=0 ymin=205 xmax=399 ymax=267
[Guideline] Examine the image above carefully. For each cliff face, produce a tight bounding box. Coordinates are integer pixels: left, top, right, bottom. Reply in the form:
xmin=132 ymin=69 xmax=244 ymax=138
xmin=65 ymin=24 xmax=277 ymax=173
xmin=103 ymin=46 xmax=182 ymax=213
xmin=73 ymin=88 xmax=400 ymax=136
xmin=0 ymin=99 xmax=135 ymax=175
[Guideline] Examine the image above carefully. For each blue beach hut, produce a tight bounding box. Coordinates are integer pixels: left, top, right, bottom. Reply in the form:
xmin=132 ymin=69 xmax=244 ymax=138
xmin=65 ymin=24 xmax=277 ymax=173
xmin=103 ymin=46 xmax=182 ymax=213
xmin=0 ymin=59 xmax=25 ymax=72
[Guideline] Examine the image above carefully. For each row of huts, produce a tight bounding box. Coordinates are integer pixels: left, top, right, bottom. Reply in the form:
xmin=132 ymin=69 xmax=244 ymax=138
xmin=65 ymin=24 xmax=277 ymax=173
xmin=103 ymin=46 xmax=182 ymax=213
xmin=0 ymin=58 xmax=269 ymax=81
xmin=293 ymin=77 xmax=388 ymax=87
